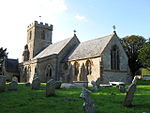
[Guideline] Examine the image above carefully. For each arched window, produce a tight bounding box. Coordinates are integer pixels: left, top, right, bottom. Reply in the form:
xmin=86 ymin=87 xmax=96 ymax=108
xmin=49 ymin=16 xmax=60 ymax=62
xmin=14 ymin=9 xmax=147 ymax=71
xmin=45 ymin=65 xmax=52 ymax=81
xmin=74 ymin=61 xmax=79 ymax=77
xmin=85 ymin=60 xmax=92 ymax=75
xmin=111 ymin=45 xmax=120 ymax=70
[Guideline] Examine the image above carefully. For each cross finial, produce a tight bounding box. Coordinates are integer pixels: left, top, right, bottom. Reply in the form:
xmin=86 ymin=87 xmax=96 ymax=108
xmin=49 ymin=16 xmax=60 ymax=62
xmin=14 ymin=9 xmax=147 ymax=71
xmin=39 ymin=16 xmax=42 ymax=22
xmin=112 ymin=25 xmax=117 ymax=34
xmin=113 ymin=25 xmax=116 ymax=31
xmin=74 ymin=30 xmax=76 ymax=35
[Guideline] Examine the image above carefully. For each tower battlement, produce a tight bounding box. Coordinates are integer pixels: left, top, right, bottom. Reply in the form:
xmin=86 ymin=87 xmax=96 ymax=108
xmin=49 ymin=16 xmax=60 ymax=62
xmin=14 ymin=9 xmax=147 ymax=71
xmin=27 ymin=21 xmax=53 ymax=31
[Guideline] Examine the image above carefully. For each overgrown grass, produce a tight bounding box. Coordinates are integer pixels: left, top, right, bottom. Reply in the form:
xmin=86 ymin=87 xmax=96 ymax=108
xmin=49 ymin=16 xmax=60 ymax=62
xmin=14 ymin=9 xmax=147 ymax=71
xmin=141 ymin=68 xmax=150 ymax=75
xmin=0 ymin=81 xmax=150 ymax=113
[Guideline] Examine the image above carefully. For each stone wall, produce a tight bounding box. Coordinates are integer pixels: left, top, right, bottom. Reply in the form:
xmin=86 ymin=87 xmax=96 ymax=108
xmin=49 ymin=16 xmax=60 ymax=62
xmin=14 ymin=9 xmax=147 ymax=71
xmin=20 ymin=55 xmax=57 ymax=83
xmin=61 ymin=57 xmax=101 ymax=83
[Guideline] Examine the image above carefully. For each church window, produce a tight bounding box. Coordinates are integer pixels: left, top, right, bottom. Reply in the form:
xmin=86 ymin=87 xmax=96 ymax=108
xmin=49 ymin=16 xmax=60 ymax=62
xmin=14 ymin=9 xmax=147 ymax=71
xmin=41 ymin=30 xmax=45 ymax=40
xmin=111 ymin=45 xmax=120 ymax=70
xmin=74 ymin=61 xmax=79 ymax=77
xmin=85 ymin=60 xmax=92 ymax=75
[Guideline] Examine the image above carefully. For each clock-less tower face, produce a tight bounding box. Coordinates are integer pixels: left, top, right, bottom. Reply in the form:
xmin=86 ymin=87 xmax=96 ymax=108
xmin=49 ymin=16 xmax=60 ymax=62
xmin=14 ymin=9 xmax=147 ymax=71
xmin=26 ymin=21 xmax=53 ymax=59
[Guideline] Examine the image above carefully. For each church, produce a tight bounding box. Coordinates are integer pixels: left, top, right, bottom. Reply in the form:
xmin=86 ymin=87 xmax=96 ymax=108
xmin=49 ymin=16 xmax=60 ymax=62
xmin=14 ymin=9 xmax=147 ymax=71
xmin=19 ymin=21 xmax=131 ymax=84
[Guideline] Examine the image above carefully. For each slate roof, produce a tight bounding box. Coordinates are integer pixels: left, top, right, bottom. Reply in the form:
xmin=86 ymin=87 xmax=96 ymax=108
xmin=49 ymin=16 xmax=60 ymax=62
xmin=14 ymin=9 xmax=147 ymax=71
xmin=5 ymin=59 xmax=19 ymax=73
xmin=34 ymin=37 xmax=74 ymax=59
xmin=68 ymin=33 xmax=115 ymax=61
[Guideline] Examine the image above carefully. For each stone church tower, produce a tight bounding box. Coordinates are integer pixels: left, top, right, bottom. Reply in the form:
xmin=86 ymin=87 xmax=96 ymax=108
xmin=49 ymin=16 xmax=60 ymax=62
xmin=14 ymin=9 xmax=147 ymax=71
xmin=22 ymin=21 xmax=53 ymax=61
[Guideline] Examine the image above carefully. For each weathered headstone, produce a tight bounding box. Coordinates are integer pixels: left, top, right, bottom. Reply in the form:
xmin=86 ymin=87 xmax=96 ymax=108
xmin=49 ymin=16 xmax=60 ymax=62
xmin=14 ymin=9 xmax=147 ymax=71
xmin=61 ymin=83 xmax=78 ymax=89
xmin=95 ymin=77 xmax=102 ymax=88
xmin=8 ymin=81 xmax=18 ymax=91
xmin=0 ymin=75 xmax=6 ymax=92
xmin=12 ymin=76 xmax=18 ymax=83
xmin=80 ymin=88 xmax=97 ymax=113
xmin=123 ymin=83 xmax=136 ymax=107
xmin=55 ymin=81 xmax=62 ymax=89
xmin=91 ymin=81 xmax=99 ymax=92
xmin=118 ymin=85 xmax=126 ymax=93
xmin=46 ymin=79 xmax=56 ymax=96
xmin=32 ymin=77 xmax=40 ymax=90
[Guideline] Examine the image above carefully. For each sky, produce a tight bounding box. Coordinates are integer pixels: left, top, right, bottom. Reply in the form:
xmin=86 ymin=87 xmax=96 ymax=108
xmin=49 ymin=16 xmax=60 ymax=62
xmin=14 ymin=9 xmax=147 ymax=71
xmin=0 ymin=0 xmax=150 ymax=62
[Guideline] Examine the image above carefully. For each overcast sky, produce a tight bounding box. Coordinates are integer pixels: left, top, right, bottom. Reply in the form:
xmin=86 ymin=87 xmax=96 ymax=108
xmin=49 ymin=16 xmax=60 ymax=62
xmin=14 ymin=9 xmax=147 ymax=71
xmin=0 ymin=0 xmax=150 ymax=61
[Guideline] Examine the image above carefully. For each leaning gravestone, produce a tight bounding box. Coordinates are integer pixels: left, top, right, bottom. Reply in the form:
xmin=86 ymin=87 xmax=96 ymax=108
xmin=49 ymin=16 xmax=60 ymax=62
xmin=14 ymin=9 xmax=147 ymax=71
xmin=123 ymin=83 xmax=136 ymax=107
xmin=46 ymin=79 xmax=56 ymax=96
xmin=80 ymin=88 xmax=97 ymax=113
xmin=8 ymin=81 xmax=18 ymax=91
xmin=0 ymin=75 xmax=6 ymax=92
xmin=32 ymin=77 xmax=40 ymax=90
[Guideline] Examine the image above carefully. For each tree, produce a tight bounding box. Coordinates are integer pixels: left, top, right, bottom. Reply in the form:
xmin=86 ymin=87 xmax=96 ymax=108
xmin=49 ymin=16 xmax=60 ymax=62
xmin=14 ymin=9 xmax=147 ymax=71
xmin=120 ymin=35 xmax=146 ymax=75
xmin=0 ymin=47 xmax=8 ymax=74
xmin=138 ymin=41 xmax=150 ymax=68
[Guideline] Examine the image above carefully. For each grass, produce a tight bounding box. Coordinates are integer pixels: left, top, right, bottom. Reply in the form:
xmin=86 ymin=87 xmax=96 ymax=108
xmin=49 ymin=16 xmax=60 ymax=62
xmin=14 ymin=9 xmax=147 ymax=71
xmin=141 ymin=68 xmax=150 ymax=75
xmin=0 ymin=80 xmax=150 ymax=113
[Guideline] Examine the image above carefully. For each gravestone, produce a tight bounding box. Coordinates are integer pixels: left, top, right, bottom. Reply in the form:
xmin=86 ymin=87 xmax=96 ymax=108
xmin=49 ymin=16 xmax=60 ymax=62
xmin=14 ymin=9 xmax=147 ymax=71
xmin=91 ymin=81 xmax=99 ymax=92
xmin=12 ymin=76 xmax=18 ymax=82
xmin=46 ymin=79 xmax=56 ymax=96
xmin=0 ymin=75 xmax=6 ymax=92
xmin=80 ymin=88 xmax=97 ymax=113
xmin=123 ymin=83 xmax=136 ymax=107
xmin=95 ymin=77 xmax=102 ymax=88
xmin=8 ymin=81 xmax=18 ymax=91
xmin=32 ymin=77 xmax=40 ymax=90
xmin=55 ymin=81 xmax=62 ymax=89
xmin=118 ymin=85 xmax=126 ymax=93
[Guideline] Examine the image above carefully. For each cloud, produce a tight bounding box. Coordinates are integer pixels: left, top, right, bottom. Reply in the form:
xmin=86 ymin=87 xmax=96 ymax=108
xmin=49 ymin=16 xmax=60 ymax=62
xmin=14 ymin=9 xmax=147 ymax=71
xmin=75 ymin=14 xmax=86 ymax=21
xmin=0 ymin=0 xmax=68 ymax=61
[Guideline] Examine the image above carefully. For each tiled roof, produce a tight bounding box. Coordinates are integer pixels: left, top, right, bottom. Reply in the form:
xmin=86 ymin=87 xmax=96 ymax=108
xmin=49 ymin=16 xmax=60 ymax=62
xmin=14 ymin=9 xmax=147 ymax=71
xmin=5 ymin=59 xmax=19 ymax=72
xmin=68 ymin=33 xmax=115 ymax=61
xmin=34 ymin=36 xmax=74 ymax=59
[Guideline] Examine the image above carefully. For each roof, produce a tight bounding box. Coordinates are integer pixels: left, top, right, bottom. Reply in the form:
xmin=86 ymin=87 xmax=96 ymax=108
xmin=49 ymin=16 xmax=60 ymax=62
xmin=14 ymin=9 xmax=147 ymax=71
xmin=68 ymin=33 xmax=115 ymax=61
xmin=5 ymin=59 xmax=19 ymax=73
xmin=34 ymin=36 xmax=74 ymax=59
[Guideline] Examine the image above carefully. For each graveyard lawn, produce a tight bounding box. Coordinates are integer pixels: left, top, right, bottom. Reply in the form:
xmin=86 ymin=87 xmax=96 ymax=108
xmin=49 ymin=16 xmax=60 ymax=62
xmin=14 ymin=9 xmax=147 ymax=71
xmin=0 ymin=81 xmax=150 ymax=113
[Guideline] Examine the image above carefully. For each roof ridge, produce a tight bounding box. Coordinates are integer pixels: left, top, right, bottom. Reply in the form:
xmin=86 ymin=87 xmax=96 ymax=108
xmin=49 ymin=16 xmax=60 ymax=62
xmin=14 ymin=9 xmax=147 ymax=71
xmin=80 ymin=33 xmax=114 ymax=43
